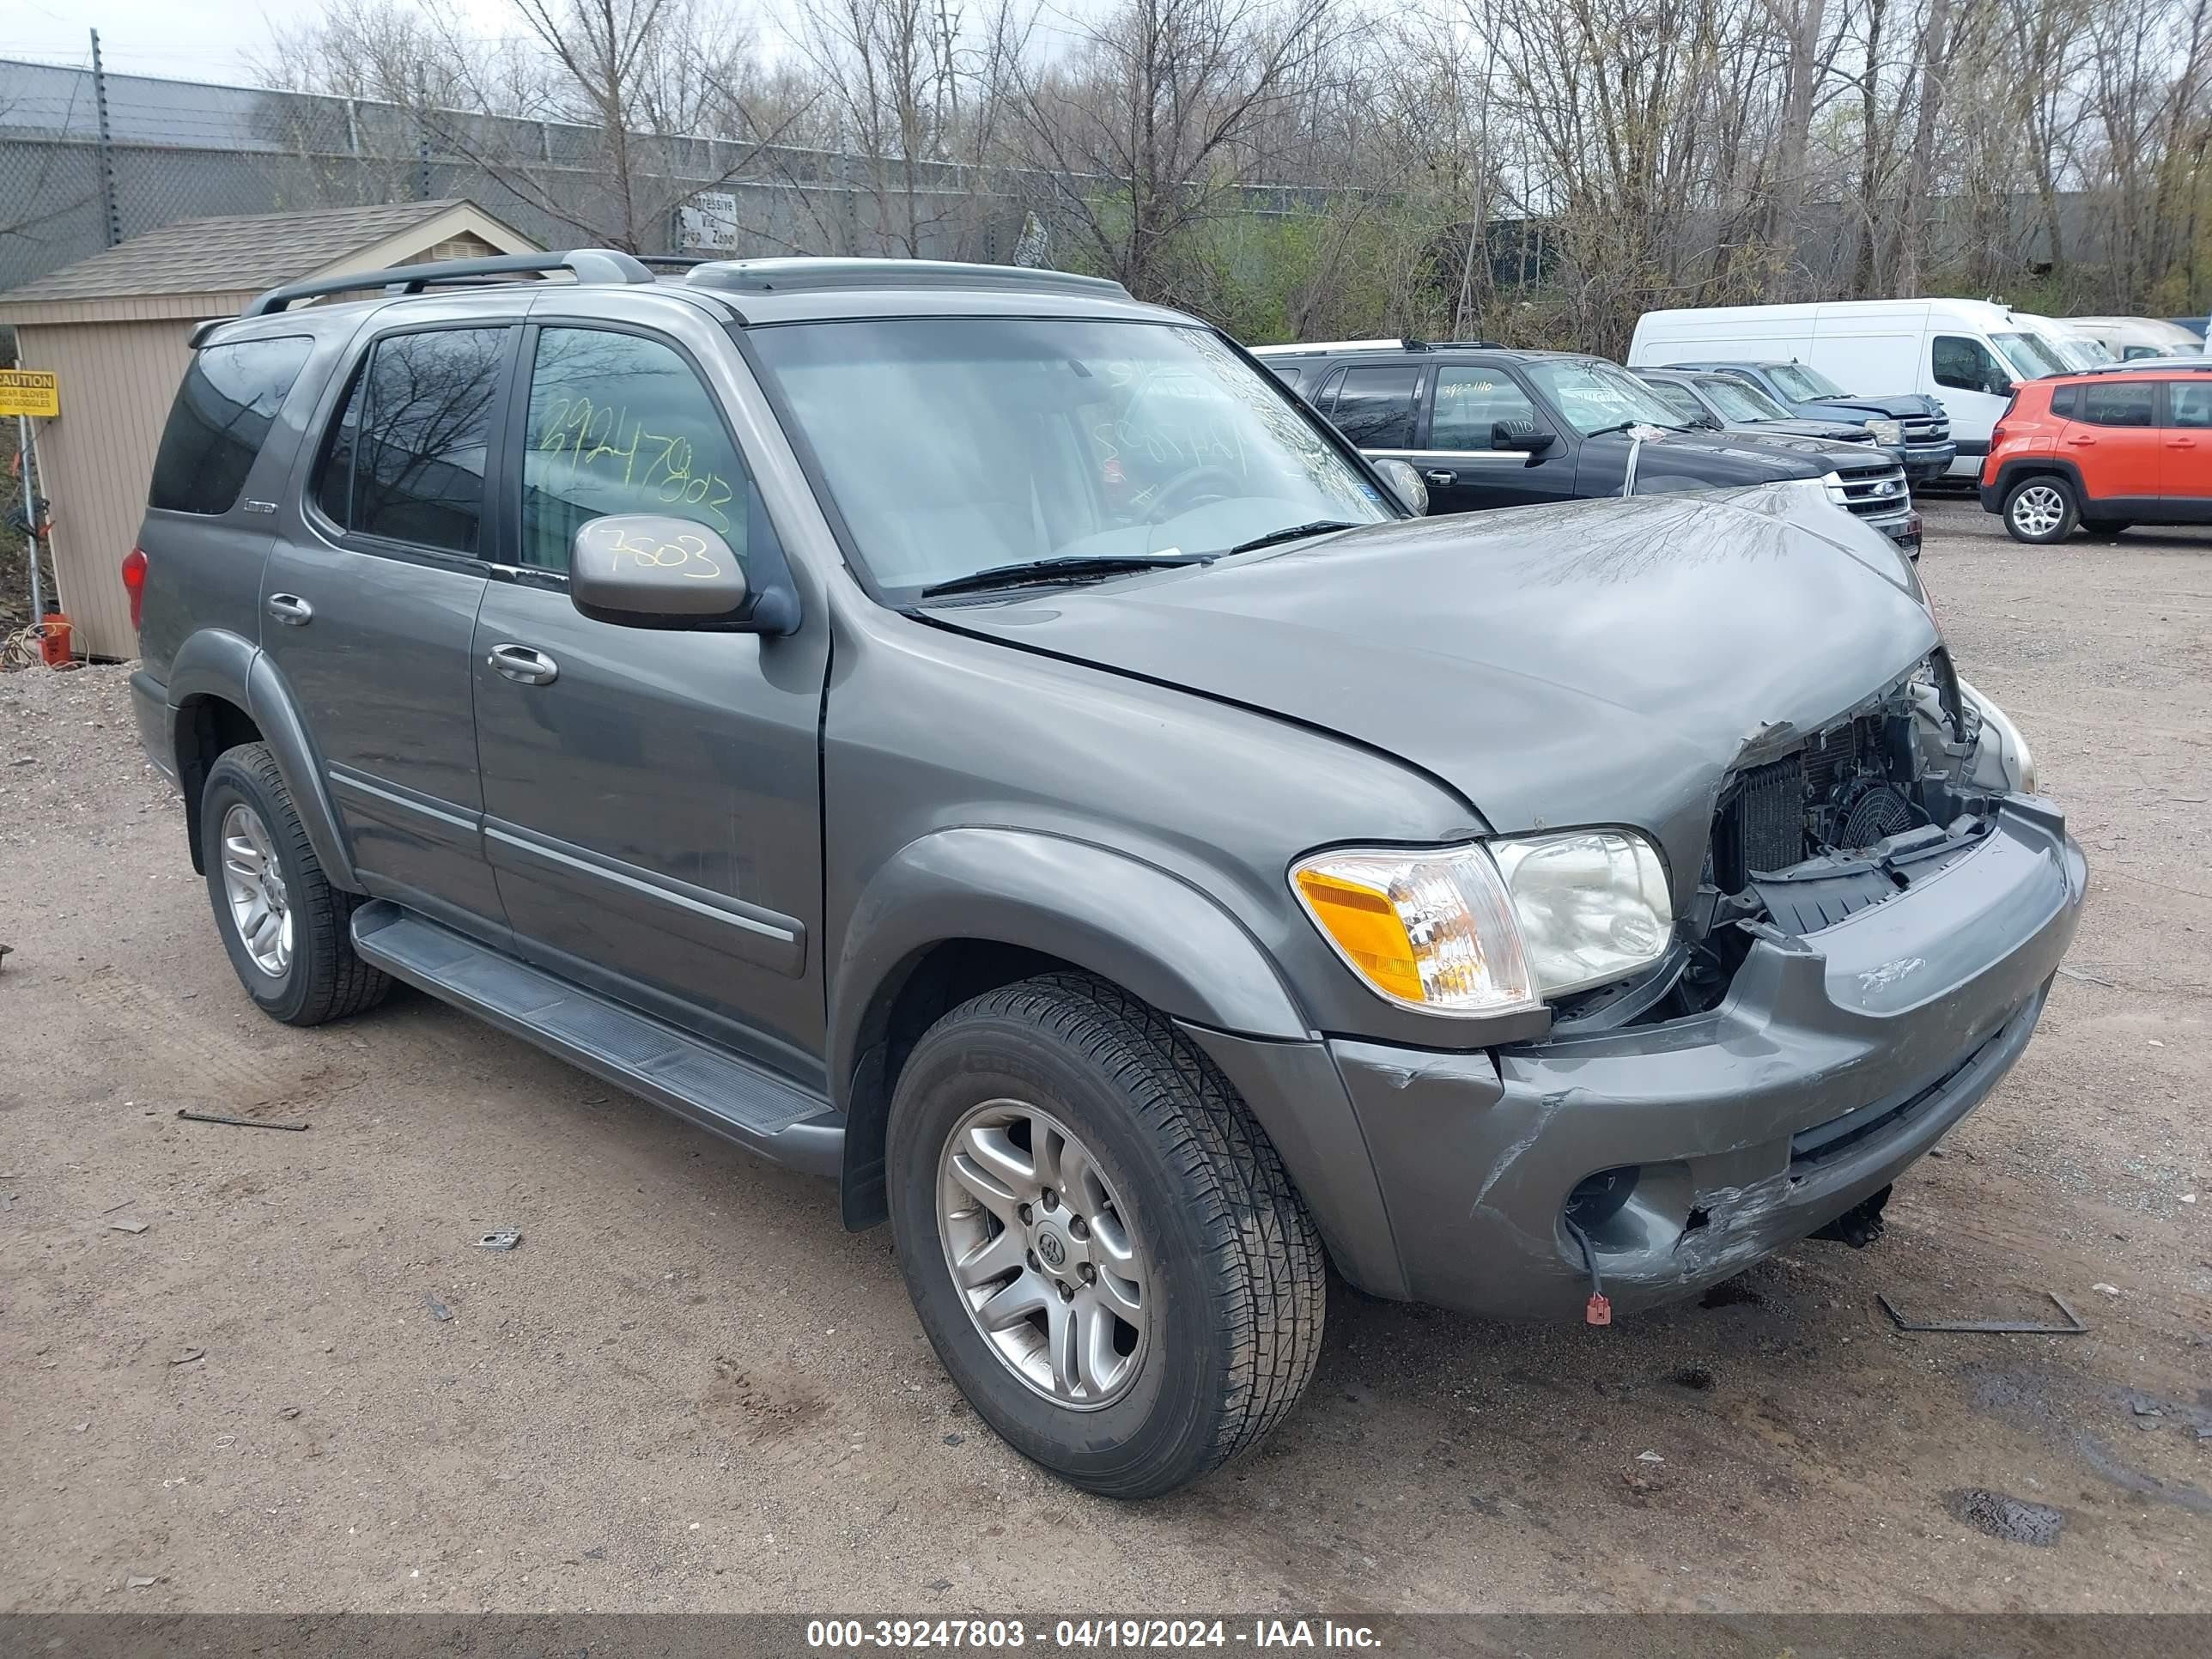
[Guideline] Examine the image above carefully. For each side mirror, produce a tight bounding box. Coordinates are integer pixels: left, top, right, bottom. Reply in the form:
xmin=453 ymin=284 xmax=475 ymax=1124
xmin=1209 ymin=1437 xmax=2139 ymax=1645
xmin=1492 ymin=420 xmax=1555 ymax=453
xmin=1370 ymin=457 xmax=1429 ymax=515
xmin=570 ymin=514 xmax=750 ymax=629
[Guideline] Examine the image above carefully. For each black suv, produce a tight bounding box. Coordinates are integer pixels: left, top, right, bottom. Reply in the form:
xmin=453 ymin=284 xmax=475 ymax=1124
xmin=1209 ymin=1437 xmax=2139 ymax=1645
xmin=1255 ymin=342 xmax=1919 ymax=556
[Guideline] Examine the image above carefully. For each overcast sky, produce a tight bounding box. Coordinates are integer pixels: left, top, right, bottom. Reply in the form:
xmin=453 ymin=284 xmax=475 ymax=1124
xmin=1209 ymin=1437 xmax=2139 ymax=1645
xmin=3 ymin=0 xmax=293 ymax=81
xmin=1 ymin=0 xmax=1097 ymax=85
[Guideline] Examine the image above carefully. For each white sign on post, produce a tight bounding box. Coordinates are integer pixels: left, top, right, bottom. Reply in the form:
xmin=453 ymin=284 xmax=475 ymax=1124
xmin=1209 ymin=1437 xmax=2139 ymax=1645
xmin=678 ymin=191 xmax=741 ymax=252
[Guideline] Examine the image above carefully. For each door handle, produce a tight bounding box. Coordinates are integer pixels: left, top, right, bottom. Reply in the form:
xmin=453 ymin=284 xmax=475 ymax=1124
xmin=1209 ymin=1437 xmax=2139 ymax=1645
xmin=1424 ymin=470 xmax=1455 ymax=486
xmin=2167 ymin=437 xmax=2198 ymax=447
xmin=489 ymin=644 xmax=559 ymax=686
xmin=265 ymin=592 xmax=313 ymax=626
xmin=2064 ymin=434 xmax=2097 ymax=447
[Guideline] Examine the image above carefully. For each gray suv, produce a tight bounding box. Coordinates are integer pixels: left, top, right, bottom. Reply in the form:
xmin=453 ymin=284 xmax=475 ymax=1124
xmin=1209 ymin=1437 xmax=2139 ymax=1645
xmin=130 ymin=252 xmax=2086 ymax=1498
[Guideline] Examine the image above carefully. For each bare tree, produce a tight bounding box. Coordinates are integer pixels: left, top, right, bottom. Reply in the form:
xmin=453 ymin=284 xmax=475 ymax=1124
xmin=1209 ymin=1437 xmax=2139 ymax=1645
xmin=1010 ymin=0 xmax=1345 ymax=301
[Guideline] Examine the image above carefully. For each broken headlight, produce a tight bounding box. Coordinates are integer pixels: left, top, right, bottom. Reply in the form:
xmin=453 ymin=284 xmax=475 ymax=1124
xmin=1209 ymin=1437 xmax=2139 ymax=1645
xmin=1291 ymin=830 xmax=1673 ymax=1014
xmin=1489 ymin=830 xmax=1674 ymax=996
xmin=1867 ymin=418 xmax=1905 ymax=446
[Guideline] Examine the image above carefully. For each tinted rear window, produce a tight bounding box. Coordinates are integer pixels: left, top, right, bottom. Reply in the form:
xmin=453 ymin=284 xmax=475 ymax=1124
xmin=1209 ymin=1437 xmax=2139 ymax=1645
xmin=1326 ymin=364 xmax=1419 ymax=447
xmin=148 ymin=336 xmax=313 ymax=515
xmin=313 ymin=327 xmax=508 ymax=555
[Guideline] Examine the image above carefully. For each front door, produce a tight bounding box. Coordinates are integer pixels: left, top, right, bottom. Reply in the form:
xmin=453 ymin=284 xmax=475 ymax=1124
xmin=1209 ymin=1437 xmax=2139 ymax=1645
xmin=1930 ymin=333 xmax=2014 ymax=459
xmin=470 ymin=318 xmax=830 ymax=1082
xmin=2160 ymin=379 xmax=2212 ymax=511
xmin=1419 ymin=365 xmax=1575 ymax=512
xmin=261 ymin=315 xmax=519 ymax=936
xmin=2065 ymin=378 xmax=2165 ymax=512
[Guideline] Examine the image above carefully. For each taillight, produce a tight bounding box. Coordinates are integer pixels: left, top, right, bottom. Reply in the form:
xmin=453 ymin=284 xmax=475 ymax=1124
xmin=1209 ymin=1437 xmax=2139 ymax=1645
xmin=1990 ymin=422 xmax=2009 ymax=449
xmin=122 ymin=547 xmax=147 ymax=630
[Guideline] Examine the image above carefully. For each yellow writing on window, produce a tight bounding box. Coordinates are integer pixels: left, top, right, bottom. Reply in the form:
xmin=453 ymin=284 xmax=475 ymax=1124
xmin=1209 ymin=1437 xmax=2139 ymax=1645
xmin=536 ymin=395 xmax=735 ymax=532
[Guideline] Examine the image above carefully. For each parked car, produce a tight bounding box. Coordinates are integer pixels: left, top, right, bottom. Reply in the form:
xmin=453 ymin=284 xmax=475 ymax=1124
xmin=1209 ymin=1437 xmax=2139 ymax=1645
xmin=1646 ymin=357 xmax=1956 ymax=487
xmin=1253 ymin=340 xmax=1920 ymax=554
xmin=1634 ymin=364 xmax=1895 ymax=450
xmin=2067 ymin=317 xmax=2204 ymax=361
xmin=1980 ymin=362 xmax=2212 ymax=541
xmin=131 ymin=252 xmax=2081 ymax=1498
xmin=1631 ymin=299 xmax=2087 ymax=479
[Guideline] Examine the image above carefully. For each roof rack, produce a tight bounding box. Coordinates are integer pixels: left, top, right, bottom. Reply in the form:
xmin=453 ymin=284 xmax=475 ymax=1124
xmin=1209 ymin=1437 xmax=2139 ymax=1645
xmin=241 ymin=248 xmax=658 ymax=318
xmin=683 ymin=257 xmax=1128 ymax=299
xmin=1249 ymin=337 xmax=1506 ymax=356
xmin=2078 ymin=357 xmax=2212 ymax=373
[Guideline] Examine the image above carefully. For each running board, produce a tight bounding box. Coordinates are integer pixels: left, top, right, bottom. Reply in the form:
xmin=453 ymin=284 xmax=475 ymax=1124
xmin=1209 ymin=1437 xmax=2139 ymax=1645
xmin=349 ymin=900 xmax=842 ymax=1178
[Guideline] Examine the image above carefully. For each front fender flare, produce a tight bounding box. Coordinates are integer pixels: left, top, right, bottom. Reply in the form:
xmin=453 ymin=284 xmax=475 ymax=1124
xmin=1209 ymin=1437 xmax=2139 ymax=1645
xmin=831 ymin=828 xmax=1311 ymax=1089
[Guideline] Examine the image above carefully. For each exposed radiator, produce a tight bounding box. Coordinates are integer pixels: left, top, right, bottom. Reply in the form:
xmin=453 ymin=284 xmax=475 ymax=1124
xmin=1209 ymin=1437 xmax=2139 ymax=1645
xmin=1734 ymin=754 xmax=1807 ymax=879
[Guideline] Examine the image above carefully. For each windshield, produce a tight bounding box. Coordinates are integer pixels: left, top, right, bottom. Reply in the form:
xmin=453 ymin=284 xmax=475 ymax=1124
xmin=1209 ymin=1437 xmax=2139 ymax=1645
xmin=1525 ymin=359 xmax=1687 ymax=434
xmin=1766 ymin=362 xmax=1845 ymax=400
xmin=1702 ymin=376 xmax=1792 ymax=422
xmin=748 ymin=318 xmax=1391 ymax=598
xmin=1991 ymin=331 xmax=2069 ymax=379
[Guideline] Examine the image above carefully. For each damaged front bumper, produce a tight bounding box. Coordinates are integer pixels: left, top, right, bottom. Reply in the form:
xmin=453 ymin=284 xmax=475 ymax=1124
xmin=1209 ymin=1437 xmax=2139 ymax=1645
xmin=1327 ymin=796 xmax=2086 ymax=1319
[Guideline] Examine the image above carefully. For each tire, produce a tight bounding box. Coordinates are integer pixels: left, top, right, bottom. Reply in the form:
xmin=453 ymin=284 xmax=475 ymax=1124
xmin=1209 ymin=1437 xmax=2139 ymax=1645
xmin=2081 ymin=519 xmax=2131 ymax=538
xmin=200 ymin=743 xmax=391 ymax=1027
xmin=887 ymin=972 xmax=1326 ymax=1498
xmin=2002 ymin=475 xmax=2079 ymax=544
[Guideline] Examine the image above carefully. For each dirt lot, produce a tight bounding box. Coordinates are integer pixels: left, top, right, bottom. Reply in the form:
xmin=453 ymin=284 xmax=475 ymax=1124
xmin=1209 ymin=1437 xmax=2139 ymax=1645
xmin=2 ymin=496 xmax=2208 ymax=1613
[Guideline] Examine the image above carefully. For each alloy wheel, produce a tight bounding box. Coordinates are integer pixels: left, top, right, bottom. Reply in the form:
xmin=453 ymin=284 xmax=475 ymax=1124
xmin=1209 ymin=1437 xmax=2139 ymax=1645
xmin=936 ymin=1098 xmax=1150 ymax=1409
xmin=2010 ymin=484 xmax=2067 ymax=538
xmin=219 ymin=802 xmax=293 ymax=978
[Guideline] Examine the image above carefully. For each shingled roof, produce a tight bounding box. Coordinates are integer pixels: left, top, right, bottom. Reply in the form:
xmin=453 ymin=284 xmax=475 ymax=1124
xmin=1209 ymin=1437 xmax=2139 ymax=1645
xmin=0 ymin=198 xmax=535 ymax=313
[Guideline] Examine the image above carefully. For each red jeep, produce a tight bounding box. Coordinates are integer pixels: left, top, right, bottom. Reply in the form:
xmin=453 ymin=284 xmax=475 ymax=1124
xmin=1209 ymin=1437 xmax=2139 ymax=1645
xmin=1981 ymin=365 xmax=2212 ymax=542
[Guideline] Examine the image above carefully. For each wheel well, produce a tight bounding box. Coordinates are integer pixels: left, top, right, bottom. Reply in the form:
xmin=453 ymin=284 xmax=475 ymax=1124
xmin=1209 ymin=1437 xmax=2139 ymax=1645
xmin=176 ymin=695 xmax=263 ymax=873
xmin=839 ymin=939 xmax=1086 ymax=1231
xmin=1997 ymin=460 xmax=2081 ymax=501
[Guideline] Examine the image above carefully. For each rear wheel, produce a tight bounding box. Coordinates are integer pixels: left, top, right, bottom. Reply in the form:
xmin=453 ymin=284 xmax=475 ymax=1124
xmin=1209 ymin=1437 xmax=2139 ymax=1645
xmin=2002 ymin=476 xmax=2078 ymax=544
xmin=201 ymin=744 xmax=391 ymax=1026
xmin=887 ymin=973 xmax=1326 ymax=1498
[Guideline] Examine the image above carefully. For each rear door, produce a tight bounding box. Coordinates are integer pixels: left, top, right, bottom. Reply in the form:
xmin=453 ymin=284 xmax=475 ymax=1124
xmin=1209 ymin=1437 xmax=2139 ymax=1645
xmin=1419 ymin=363 xmax=1575 ymax=512
xmin=2064 ymin=378 xmax=2164 ymax=511
xmin=2160 ymin=378 xmax=2212 ymax=509
xmin=468 ymin=305 xmax=830 ymax=1079
xmin=1317 ymin=361 xmax=1425 ymax=469
xmin=262 ymin=309 xmax=520 ymax=936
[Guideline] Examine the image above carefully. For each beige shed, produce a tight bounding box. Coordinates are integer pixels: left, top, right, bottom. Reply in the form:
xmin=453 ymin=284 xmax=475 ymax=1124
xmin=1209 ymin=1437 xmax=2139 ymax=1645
xmin=0 ymin=199 xmax=539 ymax=660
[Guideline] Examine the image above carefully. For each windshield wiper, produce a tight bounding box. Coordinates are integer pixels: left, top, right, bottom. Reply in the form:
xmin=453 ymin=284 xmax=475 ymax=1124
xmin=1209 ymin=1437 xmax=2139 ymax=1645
xmin=915 ymin=553 xmax=1208 ymax=600
xmin=1223 ymin=520 xmax=1360 ymax=556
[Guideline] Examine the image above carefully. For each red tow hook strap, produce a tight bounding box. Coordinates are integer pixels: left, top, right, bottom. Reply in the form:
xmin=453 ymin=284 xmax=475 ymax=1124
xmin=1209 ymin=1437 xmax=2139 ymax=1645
xmin=1586 ymin=1292 xmax=1613 ymax=1327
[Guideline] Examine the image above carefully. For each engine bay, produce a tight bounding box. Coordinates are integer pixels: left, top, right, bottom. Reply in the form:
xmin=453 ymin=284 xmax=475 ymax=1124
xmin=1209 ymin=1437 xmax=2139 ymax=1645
xmin=1559 ymin=652 xmax=2017 ymax=1030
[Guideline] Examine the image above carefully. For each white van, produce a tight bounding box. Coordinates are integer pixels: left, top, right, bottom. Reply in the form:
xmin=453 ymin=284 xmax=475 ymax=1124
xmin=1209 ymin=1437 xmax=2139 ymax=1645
xmin=2067 ymin=316 xmax=2206 ymax=361
xmin=1631 ymin=298 xmax=2076 ymax=477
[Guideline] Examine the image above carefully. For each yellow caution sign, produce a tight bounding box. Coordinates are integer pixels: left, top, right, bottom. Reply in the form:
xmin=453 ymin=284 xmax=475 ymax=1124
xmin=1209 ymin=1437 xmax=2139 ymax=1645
xmin=0 ymin=369 xmax=59 ymax=418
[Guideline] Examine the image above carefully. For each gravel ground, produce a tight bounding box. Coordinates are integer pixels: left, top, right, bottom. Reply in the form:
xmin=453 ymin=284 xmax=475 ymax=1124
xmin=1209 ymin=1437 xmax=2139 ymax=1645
xmin=1 ymin=496 xmax=2208 ymax=1613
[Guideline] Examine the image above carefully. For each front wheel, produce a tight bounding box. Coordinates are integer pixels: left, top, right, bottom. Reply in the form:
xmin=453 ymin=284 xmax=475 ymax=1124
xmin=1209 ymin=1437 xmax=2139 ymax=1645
xmin=2003 ymin=476 xmax=2079 ymax=544
xmin=887 ymin=974 xmax=1326 ymax=1498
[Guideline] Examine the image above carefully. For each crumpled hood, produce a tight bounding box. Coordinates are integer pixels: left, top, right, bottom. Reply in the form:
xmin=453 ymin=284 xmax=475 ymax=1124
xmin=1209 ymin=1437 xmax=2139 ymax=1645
xmin=929 ymin=482 xmax=1942 ymax=884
